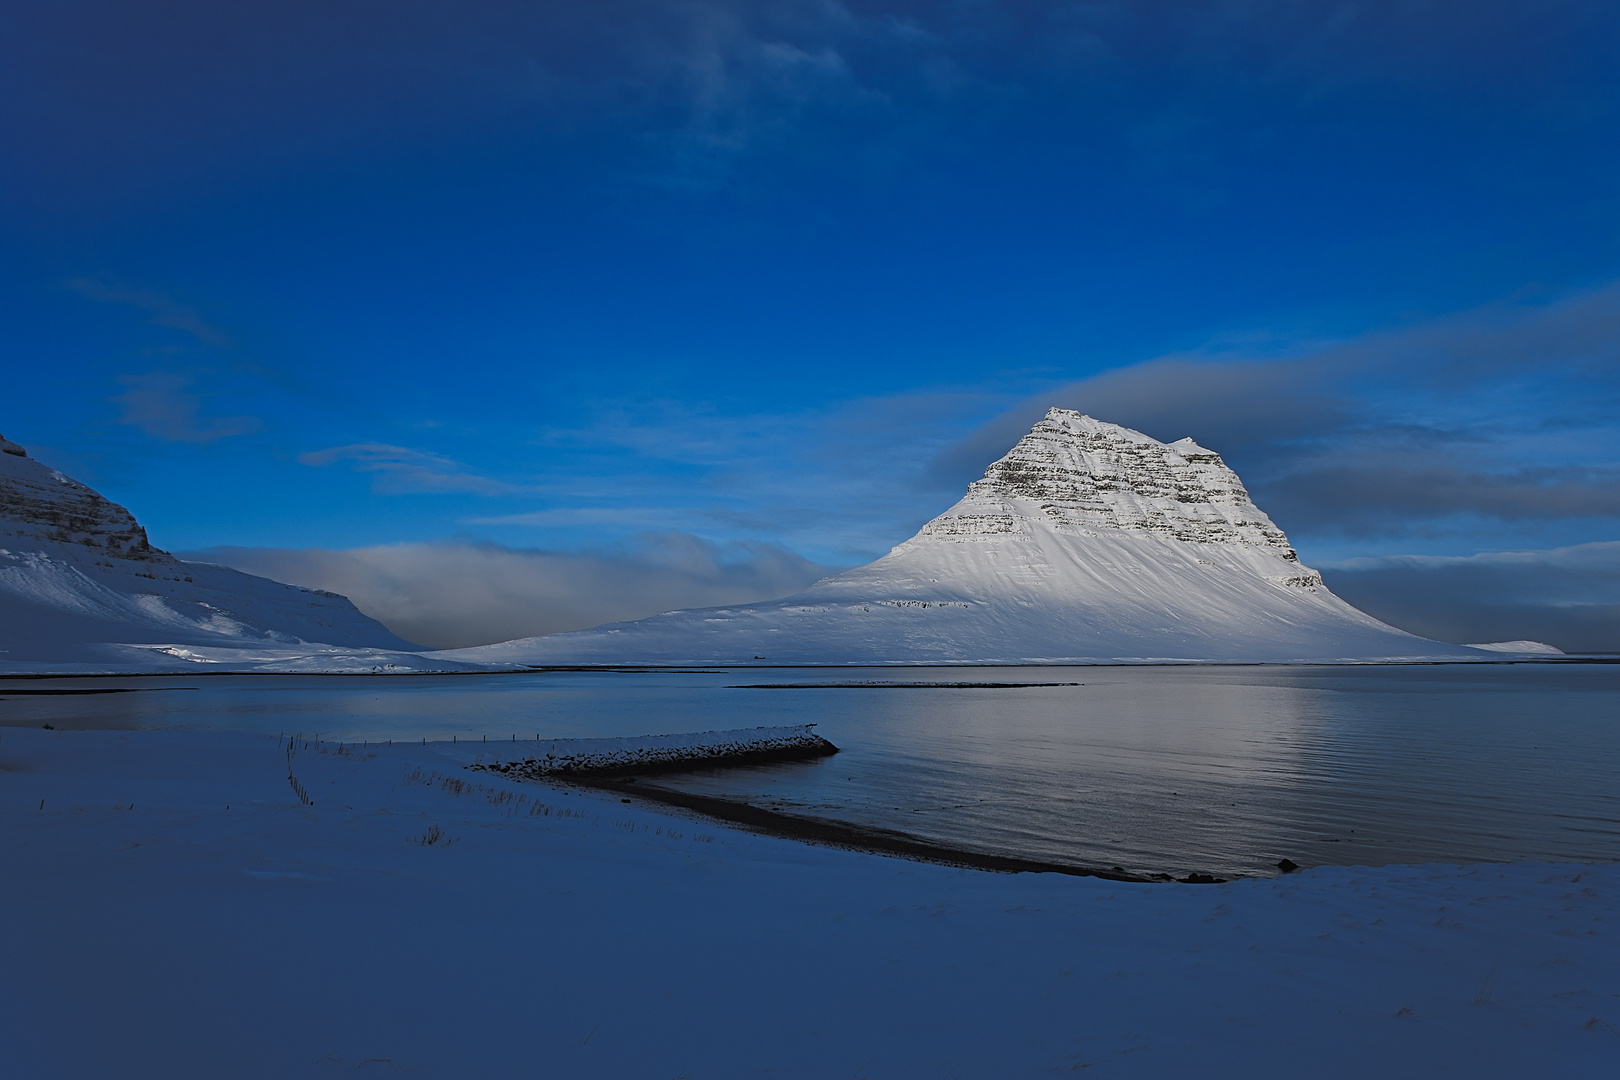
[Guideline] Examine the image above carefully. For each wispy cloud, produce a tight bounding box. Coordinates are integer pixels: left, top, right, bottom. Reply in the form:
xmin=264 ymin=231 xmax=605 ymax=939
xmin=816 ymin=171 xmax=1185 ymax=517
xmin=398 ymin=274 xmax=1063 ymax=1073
xmin=297 ymin=443 xmax=527 ymax=496
xmin=111 ymin=371 xmax=261 ymax=444
xmin=939 ymin=281 xmax=1620 ymax=548
xmin=186 ymin=534 xmax=833 ymax=649
xmin=513 ymin=389 xmax=1020 ymax=561
xmin=67 ymin=278 xmax=231 ymax=347
xmin=280 ymin=390 xmax=1016 ymax=564
xmin=467 ymin=507 xmax=704 ymax=529
xmin=10 ymin=0 xmax=1605 ymax=197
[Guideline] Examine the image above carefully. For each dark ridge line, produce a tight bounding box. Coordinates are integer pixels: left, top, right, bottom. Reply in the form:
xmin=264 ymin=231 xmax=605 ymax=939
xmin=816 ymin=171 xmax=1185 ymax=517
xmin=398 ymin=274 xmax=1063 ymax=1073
xmin=729 ymin=681 xmax=1084 ymax=690
xmin=0 ymin=686 xmax=194 ymax=696
xmin=568 ymin=774 xmax=1221 ymax=885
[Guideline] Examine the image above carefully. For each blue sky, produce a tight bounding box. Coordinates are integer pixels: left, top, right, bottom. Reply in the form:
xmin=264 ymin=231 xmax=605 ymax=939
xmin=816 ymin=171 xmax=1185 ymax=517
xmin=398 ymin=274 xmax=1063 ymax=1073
xmin=4 ymin=1 xmax=1620 ymax=648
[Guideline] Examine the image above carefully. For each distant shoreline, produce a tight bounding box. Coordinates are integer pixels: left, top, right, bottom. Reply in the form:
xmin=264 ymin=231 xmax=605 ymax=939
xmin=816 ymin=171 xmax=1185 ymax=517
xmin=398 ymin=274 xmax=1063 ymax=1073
xmin=1 ymin=655 xmax=1615 ymax=682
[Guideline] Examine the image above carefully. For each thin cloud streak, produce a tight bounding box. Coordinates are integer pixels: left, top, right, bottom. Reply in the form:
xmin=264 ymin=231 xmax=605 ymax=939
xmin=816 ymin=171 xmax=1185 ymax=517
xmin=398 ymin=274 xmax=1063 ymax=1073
xmin=298 ymin=443 xmax=528 ymax=496
xmin=67 ymin=278 xmax=232 ymax=347
xmin=514 ymin=390 xmax=1020 ymax=561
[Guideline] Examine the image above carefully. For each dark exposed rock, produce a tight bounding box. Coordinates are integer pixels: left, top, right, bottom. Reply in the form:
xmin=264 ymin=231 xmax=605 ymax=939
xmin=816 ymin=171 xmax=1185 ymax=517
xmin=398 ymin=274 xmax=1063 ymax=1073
xmin=0 ymin=438 xmax=168 ymax=562
xmin=924 ymin=409 xmax=1300 ymax=554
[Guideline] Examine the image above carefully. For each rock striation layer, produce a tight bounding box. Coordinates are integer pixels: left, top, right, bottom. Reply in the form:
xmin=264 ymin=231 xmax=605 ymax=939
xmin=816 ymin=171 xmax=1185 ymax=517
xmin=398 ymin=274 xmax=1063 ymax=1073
xmin=446 ymin=409 xmax=1492 ymax=665
xmin=0 ymin=435 xmax=163 ymax=561
xmin=938 ymin=411 xmax=1293 ymax=550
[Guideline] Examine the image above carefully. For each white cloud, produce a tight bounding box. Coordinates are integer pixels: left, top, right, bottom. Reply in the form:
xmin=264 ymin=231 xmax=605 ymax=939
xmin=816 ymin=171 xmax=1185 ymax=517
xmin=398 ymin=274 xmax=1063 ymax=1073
xmin=185 ymin=534 xmax=834 ymax=649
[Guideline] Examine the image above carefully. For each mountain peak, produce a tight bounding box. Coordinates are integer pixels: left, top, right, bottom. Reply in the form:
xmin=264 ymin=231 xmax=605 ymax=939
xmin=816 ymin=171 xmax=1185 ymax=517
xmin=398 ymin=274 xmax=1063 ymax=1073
xmin=935 ymin=407 xmax=1293 ymax=553
xmin=449 ymin=409 xmax=1490 ymax=665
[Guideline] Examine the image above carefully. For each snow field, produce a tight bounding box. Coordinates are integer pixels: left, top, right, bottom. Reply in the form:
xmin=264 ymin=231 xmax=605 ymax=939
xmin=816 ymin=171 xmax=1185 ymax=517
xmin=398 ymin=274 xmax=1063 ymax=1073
xmin=1 ymin=727 xmax=1616 ymax=1078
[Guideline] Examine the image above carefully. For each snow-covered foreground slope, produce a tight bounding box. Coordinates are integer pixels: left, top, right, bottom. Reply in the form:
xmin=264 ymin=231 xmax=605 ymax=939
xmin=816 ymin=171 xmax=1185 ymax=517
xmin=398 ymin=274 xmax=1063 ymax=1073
xmin=447 ymin=410 xmax=1493 ymax=666
xmin=0 ymin=435 xmax=464 ymax=673
xmin=1 ymin=726 xmax=1614 ymax=1078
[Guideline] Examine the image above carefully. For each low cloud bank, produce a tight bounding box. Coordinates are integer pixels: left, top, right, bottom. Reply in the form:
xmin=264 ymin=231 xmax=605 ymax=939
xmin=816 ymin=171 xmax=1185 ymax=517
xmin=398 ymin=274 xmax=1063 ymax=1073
xmin=1320 ymin=542 xmax=1620 ymax=654
xmin=185 ymin=535 xmax=833 ymax=650
xmin=184 ymin=537 xmax=1620 ymax=655
xmin=937 ymin=283 xmax=1620 ymax=548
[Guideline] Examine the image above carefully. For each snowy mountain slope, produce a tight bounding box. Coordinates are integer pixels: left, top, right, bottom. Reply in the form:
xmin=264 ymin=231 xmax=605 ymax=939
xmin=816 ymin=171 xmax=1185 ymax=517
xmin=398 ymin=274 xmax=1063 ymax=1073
xmin=0 ymin=435 xmax=454 ymax=672
xmin=445 ymin=410 xmax=1492 ymax=665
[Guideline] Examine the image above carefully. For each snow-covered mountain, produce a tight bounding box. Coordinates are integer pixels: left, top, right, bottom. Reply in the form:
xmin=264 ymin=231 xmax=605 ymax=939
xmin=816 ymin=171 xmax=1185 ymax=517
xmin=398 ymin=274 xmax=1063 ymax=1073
xmin=0 ymin=435 xmax=453 ymax=672
xmin=445 ymin=410 xmax=1492 ymax=665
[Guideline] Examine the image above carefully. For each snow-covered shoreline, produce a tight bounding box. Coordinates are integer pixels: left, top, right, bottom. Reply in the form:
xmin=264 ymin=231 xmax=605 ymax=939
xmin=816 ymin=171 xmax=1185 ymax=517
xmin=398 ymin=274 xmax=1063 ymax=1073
xmin=2 ymin=726 xmax=1615 ymax=1077
xmin=2 ymin=652 xmax=1603 ymax=678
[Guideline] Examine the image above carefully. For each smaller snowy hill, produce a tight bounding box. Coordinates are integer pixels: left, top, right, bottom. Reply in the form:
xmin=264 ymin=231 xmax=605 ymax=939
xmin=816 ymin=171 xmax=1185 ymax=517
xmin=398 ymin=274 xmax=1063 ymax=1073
xmin=0 ymin=435 xmax=456 ymax=673
xmin=445 ymin=410 xmax=1512 ymax=666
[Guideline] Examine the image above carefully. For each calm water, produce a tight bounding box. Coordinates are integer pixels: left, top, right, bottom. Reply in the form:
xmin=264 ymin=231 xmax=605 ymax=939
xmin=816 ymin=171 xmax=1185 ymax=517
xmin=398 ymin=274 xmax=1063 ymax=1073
xmin=3 ymin=665 xmax=1617 ymax=879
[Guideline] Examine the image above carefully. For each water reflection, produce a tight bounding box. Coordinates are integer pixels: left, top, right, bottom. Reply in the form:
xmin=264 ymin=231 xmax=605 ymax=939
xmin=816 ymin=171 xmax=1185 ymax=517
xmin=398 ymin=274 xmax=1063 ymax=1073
xmin=2 ymin=665 xmax=1616 ymax=878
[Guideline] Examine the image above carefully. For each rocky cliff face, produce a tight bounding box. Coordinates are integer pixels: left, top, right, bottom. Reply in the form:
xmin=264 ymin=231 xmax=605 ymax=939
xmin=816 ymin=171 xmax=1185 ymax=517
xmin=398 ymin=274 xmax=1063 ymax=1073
xmin=0 ymin=435 xmax=165 ymax=562
xmin=0 ymin=435 xmax=424 ymax=666
xmin=923 ymin=409 xmax=1295 ymax=553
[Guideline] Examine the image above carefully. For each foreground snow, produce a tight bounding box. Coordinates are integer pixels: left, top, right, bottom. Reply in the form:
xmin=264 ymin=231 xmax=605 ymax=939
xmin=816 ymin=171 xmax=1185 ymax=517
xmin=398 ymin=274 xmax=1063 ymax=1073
xmin=1 ymin=727 xmax=1614 ymax=1078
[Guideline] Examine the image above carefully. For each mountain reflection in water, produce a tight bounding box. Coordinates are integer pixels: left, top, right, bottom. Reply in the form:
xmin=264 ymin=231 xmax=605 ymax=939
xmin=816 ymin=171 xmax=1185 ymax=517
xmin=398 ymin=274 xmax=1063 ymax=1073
xmin=3 ymin=664 xmax=1615 ymax=879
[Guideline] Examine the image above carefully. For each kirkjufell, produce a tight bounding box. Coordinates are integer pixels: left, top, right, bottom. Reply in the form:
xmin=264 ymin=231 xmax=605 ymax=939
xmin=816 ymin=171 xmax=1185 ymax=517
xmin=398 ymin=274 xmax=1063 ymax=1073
xmin=446 ymin=409 xmax=1492 ymax=666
